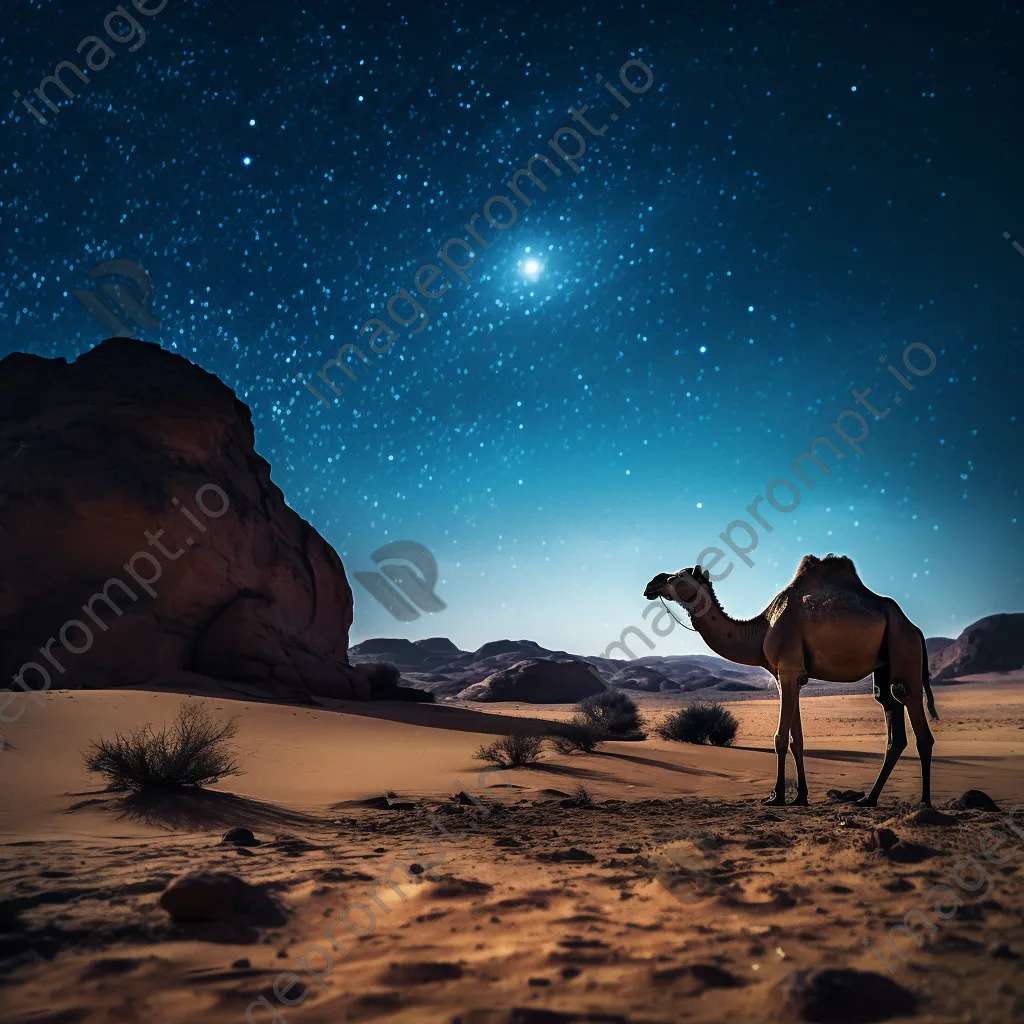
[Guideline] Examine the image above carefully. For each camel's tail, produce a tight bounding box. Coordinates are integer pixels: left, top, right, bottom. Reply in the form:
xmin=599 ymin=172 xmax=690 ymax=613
xmin=917 ymin=626 xmax=938 ymax=720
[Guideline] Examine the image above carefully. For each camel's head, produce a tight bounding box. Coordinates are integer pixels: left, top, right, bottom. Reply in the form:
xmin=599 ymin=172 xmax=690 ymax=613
xmin=643 ymin=566 xmax=711 ymax=603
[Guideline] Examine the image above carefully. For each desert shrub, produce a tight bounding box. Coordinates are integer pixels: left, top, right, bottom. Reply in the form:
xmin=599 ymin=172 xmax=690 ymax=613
xmin=577 ymin=690 xmax=643 ymax=736
xmin=568 ymin=783 xmax=594 ymax=807
xmin=83 ymin=701 xmax=242 ymax=793
xmin=549 ymin=713 xmax=603 ymax=754
xmin=474 ymin=733 xmax=543 ymax=768
xmin=657 ymin=702 xmax=738 ymax=746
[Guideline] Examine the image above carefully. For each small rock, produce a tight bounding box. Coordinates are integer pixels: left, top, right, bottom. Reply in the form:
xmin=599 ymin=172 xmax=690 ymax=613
xmin=232 ymin=958 xmax=251 ymax=969
xmin=235 ymin=847 xmax=255 ymax=856
xmin=616 ymin=845 xmax=638 ymax=854
xmin=912 ymin=807 xmax=958 ymax=827
xmin=882 ymin=878 xmax=914 ymax=893
xmin=826 ymin=789 xmax=866 ymax=804
xmin=548 ymin=848 xmax=596 ymax=863
xmin=958 ymin=902 xmax=986 ymax=921
xmin=990 ymin=942 xmax=1020 ymax=960
xmin=885 ymin=840 xmax=938 ymax=864
xmin=497 ymin=1010 xmax=629 ymax=1023
xmin=159 ymin=873 xmax=254 ymax=923
xmin=494 ymin=836 xmax=522 ymax=848
xmin=950 ymin=789 xmax=1002 ymax=812
xmin=651 ymin=962 xmax=744 ymax=992
xmin=527 ymin=977 xmax=551 ymax=986
xmin=778 ymin=966 xmax=917 ymax=1022
xmin=222 ymin=827 xmax=259 ymax=847
xmin=870 ymin=828 xmax=900 ymax=853
xmin=379 ymin=961 xmax=463 ymax=985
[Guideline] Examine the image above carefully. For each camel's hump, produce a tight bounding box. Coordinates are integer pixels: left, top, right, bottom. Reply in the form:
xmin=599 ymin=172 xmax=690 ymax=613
xmin=791 ymin=553 xmax=860 ymax=581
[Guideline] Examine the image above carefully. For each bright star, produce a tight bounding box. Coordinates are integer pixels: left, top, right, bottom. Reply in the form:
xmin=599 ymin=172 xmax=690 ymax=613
xmin=522 ymin=258 xmax=542 ymax=280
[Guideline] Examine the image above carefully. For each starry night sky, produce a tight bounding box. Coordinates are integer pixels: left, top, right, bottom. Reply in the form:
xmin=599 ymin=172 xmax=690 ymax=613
xmin=1 ymin=1 xmax=1021 ymax=657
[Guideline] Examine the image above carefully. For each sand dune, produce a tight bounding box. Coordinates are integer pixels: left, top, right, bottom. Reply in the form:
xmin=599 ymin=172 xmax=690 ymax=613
xmin=2 ymin=679 xmax=1023 ymax=1022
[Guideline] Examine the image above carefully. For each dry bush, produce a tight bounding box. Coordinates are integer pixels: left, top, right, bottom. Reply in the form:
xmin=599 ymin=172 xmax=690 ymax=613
xmin=577 ymin=690 xmax=644 ymax=736
xmin=474 ymin=733 xmax=543 ymax=768
xmin=83 ymin=701 xmax=242 ymax=792
xmin=569 ymin=783 xmax=594 ymax=807
xmin=549 ymin=713 xmax=603 ymax=754
xmin=657 ymin=702 xmax=738 ymax=746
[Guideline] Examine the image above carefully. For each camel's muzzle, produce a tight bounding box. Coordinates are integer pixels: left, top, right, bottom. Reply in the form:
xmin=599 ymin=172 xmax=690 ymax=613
xmin=643 ymin=573 xmax=671 ymax=599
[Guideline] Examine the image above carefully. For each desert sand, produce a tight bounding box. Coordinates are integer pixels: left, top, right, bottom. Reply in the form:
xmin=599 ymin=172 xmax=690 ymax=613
xmin=2 ymin=678 xmax=1023 ymax=1023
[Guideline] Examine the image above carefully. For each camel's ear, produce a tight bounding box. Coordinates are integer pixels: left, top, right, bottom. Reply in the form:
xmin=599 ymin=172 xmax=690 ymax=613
xmin=702 ymin=568 xmax=711 ymax=583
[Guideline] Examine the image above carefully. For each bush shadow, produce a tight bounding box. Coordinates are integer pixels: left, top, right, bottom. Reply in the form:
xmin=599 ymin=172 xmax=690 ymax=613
xmin=68 ymin=788 xmax=331 ymax=834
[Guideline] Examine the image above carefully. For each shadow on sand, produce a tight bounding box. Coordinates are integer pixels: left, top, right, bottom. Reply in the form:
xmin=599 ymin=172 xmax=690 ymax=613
xmin=66 ymin=787 xmax=331 ymax=833
xmin=595 ymin=749 xmax=733 ymax=779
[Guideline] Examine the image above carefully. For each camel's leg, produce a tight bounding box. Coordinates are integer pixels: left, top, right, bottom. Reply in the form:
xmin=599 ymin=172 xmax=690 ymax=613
xmin=762 ymin=674 xmax=800 ymax=806
xmin=790 ymin=699 xmax=808 ymax=805
xmin=905 ymin=695 xmax=934 ymax=807
xmin=858 ymin=705 xmax=907 ymax=807
xmin=855 ymin=665 xmax=907 ymax=807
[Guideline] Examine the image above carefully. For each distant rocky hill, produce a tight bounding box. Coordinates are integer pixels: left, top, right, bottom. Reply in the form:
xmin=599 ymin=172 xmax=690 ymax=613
xmin=457 ymin=658 xmax=607 ymax=703
xmin=348 ymin=636 xmax=774 ymax=702
xmin=929 ymin=614 xmax=1024 ymax=681
xmin=926 ymin=636 xmax=957 ymax=659
xmin=352 ymin=614 xmax=1024 ymax=703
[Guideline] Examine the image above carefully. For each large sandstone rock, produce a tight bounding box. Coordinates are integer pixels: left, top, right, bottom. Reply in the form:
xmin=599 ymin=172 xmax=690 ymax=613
xmin=457 ymin=658 xmax=608 ymax=703
xmin=0 ymin=338 xmax=370 ymax=700
xmin=929 ymin=613 xmax=1024 ymax=681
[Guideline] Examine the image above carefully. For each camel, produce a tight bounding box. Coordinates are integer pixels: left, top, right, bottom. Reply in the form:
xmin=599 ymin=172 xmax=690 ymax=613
xmin=643 ymin=554 xmax=938 ymax=807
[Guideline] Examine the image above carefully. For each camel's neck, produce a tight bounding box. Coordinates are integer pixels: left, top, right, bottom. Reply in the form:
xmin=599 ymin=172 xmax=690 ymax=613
xmin=685 ymin=581 xmax=769 ymax=668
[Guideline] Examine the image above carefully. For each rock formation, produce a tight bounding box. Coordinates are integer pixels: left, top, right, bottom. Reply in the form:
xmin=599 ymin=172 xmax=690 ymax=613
xmin=456 ymin=658 xmax=608 ymax=703
xmin=930 ymin=613 xmax=1024 ymax=681
xmin=0 ymin=338 xmax=374 ymax=700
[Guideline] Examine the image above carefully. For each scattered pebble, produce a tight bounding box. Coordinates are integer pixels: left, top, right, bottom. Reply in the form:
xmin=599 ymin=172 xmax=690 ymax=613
xmin=221 ymin=827 xmax=259 ymax=847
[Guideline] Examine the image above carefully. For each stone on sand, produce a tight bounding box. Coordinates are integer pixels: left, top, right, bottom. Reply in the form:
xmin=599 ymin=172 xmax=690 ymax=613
xmin=950 ymin=789 xmax=1001 ymax=812
xmin=159 ymin=872 xmax=257 ymax=922
xmin=222 ymin=827 xmax=259 ymax=846
xmin=777 ymin=966 xmax=917 ymax=1022
xmin=911 ymin=807 xmax=958 ymax=826
xmin=825 ymin=789 xmax=866 ymax=804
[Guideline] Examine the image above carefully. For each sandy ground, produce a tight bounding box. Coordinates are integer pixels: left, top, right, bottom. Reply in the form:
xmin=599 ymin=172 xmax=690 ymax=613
xmin=1 ymin=678 xmax=1023 ymax=1022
